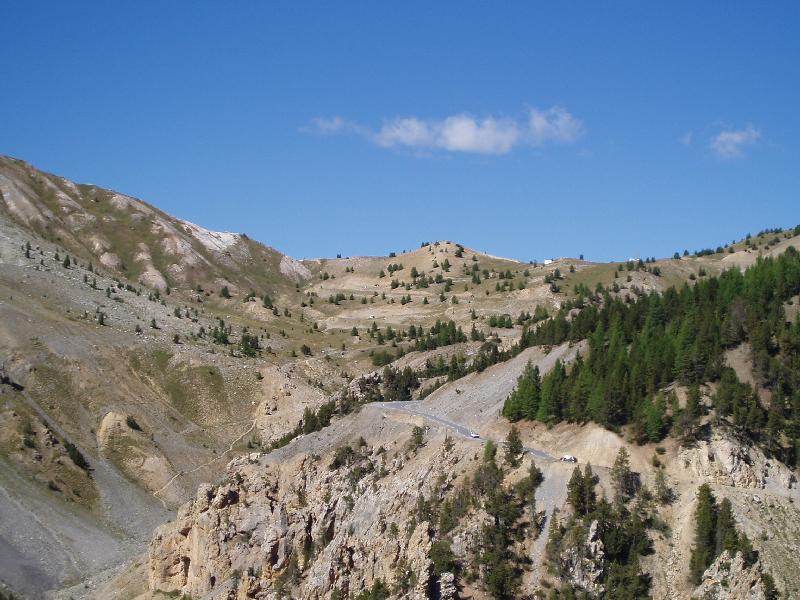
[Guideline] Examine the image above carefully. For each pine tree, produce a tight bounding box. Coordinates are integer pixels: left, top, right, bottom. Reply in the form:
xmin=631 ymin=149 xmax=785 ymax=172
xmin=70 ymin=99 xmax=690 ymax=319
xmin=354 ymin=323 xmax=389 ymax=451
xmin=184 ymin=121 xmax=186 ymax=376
xmin=504 ymin=426 xmax=523 ymax=467
xmin=443 ymin=434 xmax=454 ymax=454
xmin=503 ymin=361 xmax=541 ymax=421
xmin=611 ymin=447 xmax=634 ymax=500
xmin=429 ymin=540 xmax=456 ymax=576
xmin=567 ymin=467 xmax=586 ymax=515
xmin=536 ymin=360 xmax=563 ymax=423
xmin=645 ymin=394 xmax=666 ymax=442
xmin=763 ymin=573 xmax=780 ymax=600
xmin=476 ymin=442 xmax=525 ymax=600
xmin=714 ymin=497 xmax=738 ymax=558
xmin=515 ymin=461 xmax=544 ymax=518
xmin=544 ymin=507 xmax=563 ymax=564
xmin=654 ymin=469 xmax=673 ymax=505
xmin=690 ymin=484 xmax=716 ymax=584
xmin=409 ymin=425 xmax=424 ymax=450
xmin=677 ymin=385 xmax=702 ymax=444
xmin=582 ymin=464 xmax=598 ymax=516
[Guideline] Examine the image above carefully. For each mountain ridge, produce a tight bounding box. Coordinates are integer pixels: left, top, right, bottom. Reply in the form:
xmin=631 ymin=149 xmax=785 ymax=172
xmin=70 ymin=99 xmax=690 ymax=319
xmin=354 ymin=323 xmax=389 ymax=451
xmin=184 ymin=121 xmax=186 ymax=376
xmin=0 ymin=155 xmax=309 ymax=296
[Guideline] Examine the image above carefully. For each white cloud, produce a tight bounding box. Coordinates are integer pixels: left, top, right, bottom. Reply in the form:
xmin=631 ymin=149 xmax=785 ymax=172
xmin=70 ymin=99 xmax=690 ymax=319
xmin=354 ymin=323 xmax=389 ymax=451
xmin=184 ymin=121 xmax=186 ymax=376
xmin=303 ymin=116 xmax=364 ymax=135
xmin=439 ymin=115 xmax=520 ymax=153
xmin=710 ymin=125 xmax=761 ymax=159
xmin=306 ymin=106 xmax=582 ymax=155
xmin=375 ymin=114 xmax=520 ymax=154
xmin=528 ymin=106 xmax=583 ymax=145
xmin=680 ymin=131 xmax=693 ymax=146
xmin=374 ymin=117 xmax=435 ymax=148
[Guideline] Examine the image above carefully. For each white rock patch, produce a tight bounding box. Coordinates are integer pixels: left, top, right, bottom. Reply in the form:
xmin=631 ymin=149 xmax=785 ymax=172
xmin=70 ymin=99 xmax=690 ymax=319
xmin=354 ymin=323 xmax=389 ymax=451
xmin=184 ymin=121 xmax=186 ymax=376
xmin=180 ymin=219 xmax=240 ymax=253
xmin=279 ymin=255 xmax=312 ymax=281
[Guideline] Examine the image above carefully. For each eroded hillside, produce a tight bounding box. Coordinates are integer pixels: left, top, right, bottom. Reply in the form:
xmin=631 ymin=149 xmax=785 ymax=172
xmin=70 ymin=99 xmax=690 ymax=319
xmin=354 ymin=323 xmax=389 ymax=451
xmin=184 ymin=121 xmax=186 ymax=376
xmin=1 ymin=156 xmax=799 ymax=599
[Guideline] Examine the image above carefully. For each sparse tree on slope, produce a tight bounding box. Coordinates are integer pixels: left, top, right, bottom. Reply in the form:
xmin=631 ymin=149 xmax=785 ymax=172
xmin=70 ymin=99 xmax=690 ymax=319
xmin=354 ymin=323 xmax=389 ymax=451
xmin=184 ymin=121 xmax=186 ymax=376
xmin=504 ymin=425 xmax=523 ymax=467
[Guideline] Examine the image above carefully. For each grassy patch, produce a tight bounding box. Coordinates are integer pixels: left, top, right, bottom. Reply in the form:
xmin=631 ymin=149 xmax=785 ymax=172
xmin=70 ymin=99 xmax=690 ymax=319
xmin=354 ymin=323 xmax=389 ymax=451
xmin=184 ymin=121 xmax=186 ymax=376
xmin=0 ymin=395 xmax=98 ymax=507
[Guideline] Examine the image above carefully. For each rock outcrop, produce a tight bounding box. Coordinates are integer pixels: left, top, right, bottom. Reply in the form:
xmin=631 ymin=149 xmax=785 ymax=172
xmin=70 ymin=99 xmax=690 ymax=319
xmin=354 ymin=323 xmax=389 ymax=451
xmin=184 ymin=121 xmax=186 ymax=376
xmin=438 ymin=571 xmax=457 ymax=600
xmin=96 ymin=411 xmax=176 ymax=499
xmin=148 ymin=433 xmax=465 ymax=599
xmin=680 ymin=429 xmax=797 ymax=491
xmin=279 ymin=254 xmax=312 ymax=282
xmin=560 ymin=519 xmax=605 ymax=596
xmin=692 ymin=550 xmax=770 ymax=600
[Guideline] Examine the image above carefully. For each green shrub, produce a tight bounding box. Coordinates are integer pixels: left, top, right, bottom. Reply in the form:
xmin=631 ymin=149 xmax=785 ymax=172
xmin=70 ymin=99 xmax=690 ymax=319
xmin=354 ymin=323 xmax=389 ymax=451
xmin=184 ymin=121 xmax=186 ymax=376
xmin=64 ymin=441 xmax=90 ymax=472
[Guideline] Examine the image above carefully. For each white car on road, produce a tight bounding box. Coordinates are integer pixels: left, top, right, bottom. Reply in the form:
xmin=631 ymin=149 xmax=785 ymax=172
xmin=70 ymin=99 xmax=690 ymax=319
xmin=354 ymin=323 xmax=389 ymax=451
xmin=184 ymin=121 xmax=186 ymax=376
xmin=469 ymin=430 xmax=480 ymax=439
xmin=560 ymin=454 xmax=578 ymax=463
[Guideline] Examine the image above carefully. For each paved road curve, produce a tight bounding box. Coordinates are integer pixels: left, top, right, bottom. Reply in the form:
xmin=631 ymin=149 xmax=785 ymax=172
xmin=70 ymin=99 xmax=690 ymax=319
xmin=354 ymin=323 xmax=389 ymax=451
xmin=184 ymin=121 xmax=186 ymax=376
xmin=378 ymin=400 xmax=556 ymax=462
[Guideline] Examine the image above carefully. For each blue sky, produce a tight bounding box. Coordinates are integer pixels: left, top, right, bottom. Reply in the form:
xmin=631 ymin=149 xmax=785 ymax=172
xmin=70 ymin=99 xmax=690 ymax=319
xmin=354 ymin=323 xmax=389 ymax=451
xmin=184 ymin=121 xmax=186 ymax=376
xmin=1 ymin=3 xmax=798 ymax=262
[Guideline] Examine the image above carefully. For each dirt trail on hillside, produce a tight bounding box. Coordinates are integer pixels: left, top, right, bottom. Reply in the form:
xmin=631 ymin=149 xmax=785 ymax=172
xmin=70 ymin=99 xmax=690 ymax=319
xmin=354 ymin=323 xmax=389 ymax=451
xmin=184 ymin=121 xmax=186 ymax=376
xmin=152 ymin=418 xmax=257 ymax=505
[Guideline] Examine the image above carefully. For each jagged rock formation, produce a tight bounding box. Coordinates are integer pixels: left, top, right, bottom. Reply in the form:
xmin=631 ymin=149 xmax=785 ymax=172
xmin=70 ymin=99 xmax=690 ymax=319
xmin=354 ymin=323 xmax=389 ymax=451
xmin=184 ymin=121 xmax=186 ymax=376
xmin=692 ymin=550 xmax=770 ymax=599
xmin=680 ymin=430 xmax=797 ymax=491
xmin=148 ymin=429 xmax=458 ymax=599
xmin=279 ymin=254 xmax=312 ymax=282
xmin=347 ymin=371 xmax=383 ymax=403
xmin=560 ymin=519 xmax=605 ymax=596
xmin=438 ymin=572 xmax=457 ymax=600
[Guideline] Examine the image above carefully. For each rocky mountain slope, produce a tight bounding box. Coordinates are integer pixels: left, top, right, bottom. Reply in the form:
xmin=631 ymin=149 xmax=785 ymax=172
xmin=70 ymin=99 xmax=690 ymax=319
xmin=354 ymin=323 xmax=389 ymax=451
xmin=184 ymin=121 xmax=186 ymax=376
xmin=0 ymin=156 xmax=309 ymax=296
xmin=142 ymin=354 xmax=800 ymax=600
xmin=0 ymin=156 xmax=798 ymax=599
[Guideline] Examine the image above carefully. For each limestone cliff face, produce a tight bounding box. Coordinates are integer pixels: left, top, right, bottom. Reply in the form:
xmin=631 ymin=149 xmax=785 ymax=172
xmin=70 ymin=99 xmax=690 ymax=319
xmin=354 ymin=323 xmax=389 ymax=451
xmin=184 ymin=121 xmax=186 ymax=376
xmin=692 ymin=550 xmax=770 ymax=600
xmin=680 ymin=429 xmax=797 ymax=492
xmin=559 ymin=519 xmax=605 ymax=596
xmin=145 ymin=403 xmax=800 ymax=600
xmin=148 ymin=433 xmax=466 ymax=600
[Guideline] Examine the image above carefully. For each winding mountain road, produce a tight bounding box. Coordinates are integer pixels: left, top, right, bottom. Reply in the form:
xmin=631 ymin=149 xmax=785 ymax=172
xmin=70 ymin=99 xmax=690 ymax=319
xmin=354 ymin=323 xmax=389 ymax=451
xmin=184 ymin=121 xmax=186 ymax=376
xmin=380 ymin=400 xmax=556 ymax=461
xmin=371 ymin=344 xmax=607 ymax=587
